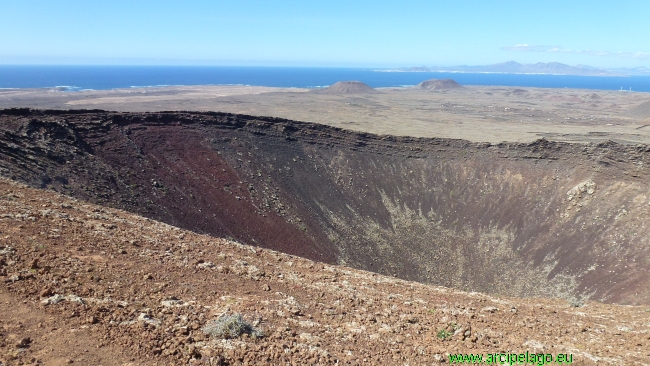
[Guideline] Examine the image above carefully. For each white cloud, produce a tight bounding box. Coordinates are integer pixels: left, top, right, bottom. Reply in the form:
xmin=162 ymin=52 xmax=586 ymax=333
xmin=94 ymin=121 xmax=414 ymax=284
xmin=501 ymin=44 xmax=650 ymax=59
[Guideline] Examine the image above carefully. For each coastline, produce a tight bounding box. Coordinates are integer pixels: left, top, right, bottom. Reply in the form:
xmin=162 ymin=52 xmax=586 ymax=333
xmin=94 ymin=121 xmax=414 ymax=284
xmin=2 ymin=65 xmax=650 ymax=92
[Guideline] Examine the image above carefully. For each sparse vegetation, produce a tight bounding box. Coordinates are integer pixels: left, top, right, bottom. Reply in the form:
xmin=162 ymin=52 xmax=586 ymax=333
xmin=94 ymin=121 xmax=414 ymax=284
xmin=437 ymin=322 xmax=460 ymax=340
xmin=437 ymin=329 xmax=452 ymax=340
xmin=202 ymin=313 xmax=264 ymax=339
xmin=569 ymin=297 xmax=584 ymax=308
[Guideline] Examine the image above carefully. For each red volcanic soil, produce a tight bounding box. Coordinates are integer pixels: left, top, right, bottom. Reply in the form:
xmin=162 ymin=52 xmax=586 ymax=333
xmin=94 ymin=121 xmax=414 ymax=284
xmin=415 ymin=79 xmax=463 ymax=90
xmin=0 ymin=177 xmax=649 ymax=365
xmin=0 ymin=109 xmax=337 ymax=264
xmin=2 ymin=109 xmax=650 ymax=306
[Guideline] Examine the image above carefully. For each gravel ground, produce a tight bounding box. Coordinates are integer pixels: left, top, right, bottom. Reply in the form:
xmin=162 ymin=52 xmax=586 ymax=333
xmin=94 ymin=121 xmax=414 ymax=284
xmin=1 ymin=177 xmax=649 ymax=365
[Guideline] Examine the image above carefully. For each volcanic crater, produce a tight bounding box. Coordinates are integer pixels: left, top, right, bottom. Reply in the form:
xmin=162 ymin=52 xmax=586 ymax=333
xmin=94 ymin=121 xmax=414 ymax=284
xmin=2 ymin=108 xmax=650 ymax=306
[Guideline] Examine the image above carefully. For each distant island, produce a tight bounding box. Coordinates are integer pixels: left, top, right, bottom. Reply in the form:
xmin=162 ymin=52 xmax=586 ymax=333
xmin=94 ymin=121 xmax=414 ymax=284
xmin=381 ymin=61 xmax=650 ymax=76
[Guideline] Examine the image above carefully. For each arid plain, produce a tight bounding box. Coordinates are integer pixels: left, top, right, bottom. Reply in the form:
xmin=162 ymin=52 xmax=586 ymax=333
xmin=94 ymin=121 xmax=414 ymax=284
xmin=1 ymin=82 xmax=650 ymax=144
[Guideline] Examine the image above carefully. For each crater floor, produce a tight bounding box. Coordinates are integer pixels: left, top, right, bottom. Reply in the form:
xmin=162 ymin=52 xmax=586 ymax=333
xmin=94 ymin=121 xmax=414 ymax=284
xmin=2 ymin=109 xmax=650 ymax=307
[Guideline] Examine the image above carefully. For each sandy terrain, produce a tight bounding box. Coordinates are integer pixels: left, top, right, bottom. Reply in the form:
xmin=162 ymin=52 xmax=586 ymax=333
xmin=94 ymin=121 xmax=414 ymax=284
xmin=1 ymin=84 xmax=650 ymax=144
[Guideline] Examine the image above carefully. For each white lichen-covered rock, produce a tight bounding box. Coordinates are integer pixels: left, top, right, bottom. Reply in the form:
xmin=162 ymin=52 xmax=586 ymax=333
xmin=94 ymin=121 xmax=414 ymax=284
xmin=567 ymin=180 xmax=596 ymax=201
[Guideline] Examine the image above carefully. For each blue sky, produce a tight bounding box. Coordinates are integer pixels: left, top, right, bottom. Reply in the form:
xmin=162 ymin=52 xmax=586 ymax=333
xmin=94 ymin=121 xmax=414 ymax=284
xmin=1 ymin=0 xmax=649 ymax=68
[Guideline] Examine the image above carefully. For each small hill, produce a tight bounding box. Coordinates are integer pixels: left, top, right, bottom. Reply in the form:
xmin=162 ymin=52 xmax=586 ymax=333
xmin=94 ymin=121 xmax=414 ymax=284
xmin=312 ymin=81 xmax=378 ymax=94
xmin=628 ymin=100 xmax=650 ymax=119
xmin=415 ymin=78 xmax=463 ymax=90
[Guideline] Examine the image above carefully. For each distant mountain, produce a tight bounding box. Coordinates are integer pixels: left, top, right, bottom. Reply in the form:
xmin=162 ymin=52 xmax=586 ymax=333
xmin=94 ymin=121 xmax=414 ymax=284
xmin=483 ymin=61 xmax=609 ymax=75
xmin=609 ymin=66 xmax=650 ymax=76
xmin=384 ymin=61 xmax=650 ymax=76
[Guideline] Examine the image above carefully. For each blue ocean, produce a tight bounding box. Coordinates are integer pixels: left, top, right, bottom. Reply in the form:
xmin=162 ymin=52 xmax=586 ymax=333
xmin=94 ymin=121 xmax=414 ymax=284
xmin=0 ymin=65 xmax=649 ymax=92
